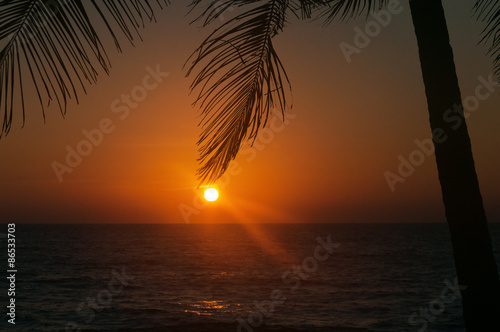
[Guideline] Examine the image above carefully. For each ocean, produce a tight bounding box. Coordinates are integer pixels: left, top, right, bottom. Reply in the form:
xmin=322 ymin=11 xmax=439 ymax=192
xmin=3 ymin=223 xmax=500 ymax=331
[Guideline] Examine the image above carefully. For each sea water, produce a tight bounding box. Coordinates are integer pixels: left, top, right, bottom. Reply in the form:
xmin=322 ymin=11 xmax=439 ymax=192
xmin=5 ymin=223 xmax=500 ymax=331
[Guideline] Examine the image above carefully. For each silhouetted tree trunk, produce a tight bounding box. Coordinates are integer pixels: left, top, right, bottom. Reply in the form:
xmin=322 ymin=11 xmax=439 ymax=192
xmin=409 ymin=0 xmax=500 ymax=329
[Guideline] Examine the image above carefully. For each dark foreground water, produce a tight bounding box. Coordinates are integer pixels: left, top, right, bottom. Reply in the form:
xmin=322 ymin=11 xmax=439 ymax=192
xmin=2 ymin=223 xmax=500 ymax=332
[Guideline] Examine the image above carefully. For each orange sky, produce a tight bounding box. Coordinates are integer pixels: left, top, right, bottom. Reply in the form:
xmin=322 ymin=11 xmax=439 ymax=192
xmin=1 ymin=1 xmax=500 ymax=223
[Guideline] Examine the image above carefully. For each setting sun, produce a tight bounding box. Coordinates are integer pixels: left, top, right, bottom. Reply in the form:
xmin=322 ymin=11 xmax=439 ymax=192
xmin=204 ymin=188 xmax=219 ymax=202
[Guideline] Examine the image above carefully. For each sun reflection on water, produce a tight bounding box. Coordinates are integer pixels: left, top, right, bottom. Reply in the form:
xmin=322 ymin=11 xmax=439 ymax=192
xmin=181 ymin=300 xmax=238 ymax=316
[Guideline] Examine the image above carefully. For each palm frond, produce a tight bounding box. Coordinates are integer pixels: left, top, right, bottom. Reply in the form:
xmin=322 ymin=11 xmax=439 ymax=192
xmin=473 ymin=0 xmax=500 ymax=77
xmin=319 ymin=0 xmax=388 ymax=24
xmin=186 ymin=0 xmax=292 ymax=185
xmin=188 ymin=0 xmax=261 ymax=26
xmin=188 ymin=0 xmax=325 ymax=24
xmin=288 ymin=0 xmax=329 ymax=20
xmin=0 ymin=0 xmax=167 ymax=138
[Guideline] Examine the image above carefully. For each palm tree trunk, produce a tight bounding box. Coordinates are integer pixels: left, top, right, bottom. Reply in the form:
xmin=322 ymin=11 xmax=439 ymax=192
xmin=409 ymin=0 xmax=500 ymax=329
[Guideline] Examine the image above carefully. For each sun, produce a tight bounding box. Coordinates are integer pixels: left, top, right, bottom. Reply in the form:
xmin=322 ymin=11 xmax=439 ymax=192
xmin=204 ymin=188 xmax=219 ymax=202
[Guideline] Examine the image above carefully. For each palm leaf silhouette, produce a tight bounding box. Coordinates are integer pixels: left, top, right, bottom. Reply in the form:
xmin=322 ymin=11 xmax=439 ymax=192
xmin=474 ymin=0 xmax=500 ymax=76
xmin=185 ymin=0 xmax=394 ymax=185
xmin=0 ymin=0 xmax=167 ymax=138
xmin=318 ymin=0 xmax=388 ymax=23
xmin=186 ymin=0 xmax=292 ymax=185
